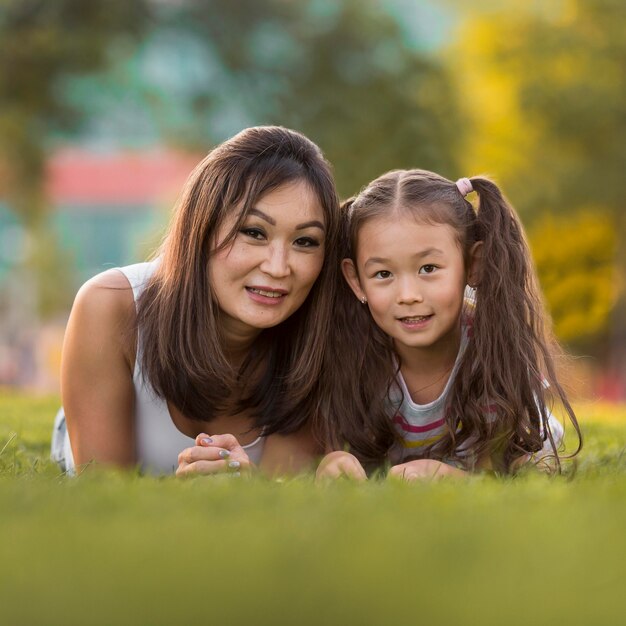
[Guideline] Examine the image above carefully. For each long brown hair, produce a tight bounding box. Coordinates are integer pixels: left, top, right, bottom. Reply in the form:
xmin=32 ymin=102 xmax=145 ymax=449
xmin=136 ymin=126 xmax=340 ymax=436
xmin=326 ymin=169 xmax=582 ymax=473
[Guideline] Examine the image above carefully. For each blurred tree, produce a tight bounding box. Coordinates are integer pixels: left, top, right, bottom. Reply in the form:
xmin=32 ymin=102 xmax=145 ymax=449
xmin=160 ymin=0 xmax=462 ymax=197
xmin=0 ymin=0 xmax=150 ymax=314
xmin=448 ymin=0 xmax=626 ymax=379
xmin=528 ymin=210 xmax=616 ymax=348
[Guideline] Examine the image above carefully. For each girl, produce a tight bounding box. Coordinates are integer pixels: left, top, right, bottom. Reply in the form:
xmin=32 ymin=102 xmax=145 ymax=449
xmin=53 ymin=126 xmax=341 ymax=477
xmin=317 ymin=169 xmax=581 ymax=480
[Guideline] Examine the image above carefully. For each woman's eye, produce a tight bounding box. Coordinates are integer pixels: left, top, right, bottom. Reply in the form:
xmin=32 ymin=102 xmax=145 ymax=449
xmin=241 ymin=228 xmax=265 ymax=240
xmin=294 ymin=236 xmax=320 ymax=248
xmin=419 ymin=264 xmax=437 ymax=274
xmin=374 ymin=270 xmax=392 ymax=279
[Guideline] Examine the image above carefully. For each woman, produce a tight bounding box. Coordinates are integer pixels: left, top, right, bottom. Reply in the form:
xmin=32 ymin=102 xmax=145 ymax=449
xmin=52 ymin=126 xmax=340 ymax=476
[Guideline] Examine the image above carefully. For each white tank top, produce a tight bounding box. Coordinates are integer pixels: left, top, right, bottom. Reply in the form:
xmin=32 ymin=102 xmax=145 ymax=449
xmin=64 ymin=259 xmax=265 ymax=474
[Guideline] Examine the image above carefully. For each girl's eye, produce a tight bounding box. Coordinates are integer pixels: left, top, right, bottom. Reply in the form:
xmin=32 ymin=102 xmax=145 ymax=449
xmin=374 ymin=270 xmax=392 ymax=279
xmin=241 ymin=227 xmax=265 ymax=241
xmin=419 ymin=264 xmax=437 ymax=274
xmin=294 ymin=236 xmax=321 ymax=248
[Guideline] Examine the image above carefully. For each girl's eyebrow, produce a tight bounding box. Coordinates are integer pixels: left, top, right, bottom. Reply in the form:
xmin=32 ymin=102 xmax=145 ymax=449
xmin=416 ymin=247 xmax=445 ymax=258
xmin=364 ymin=256 xmax=391 ymax=267
xmin=248 ymin=208 xmax=325 ymax=231
xmin=364 ymin=247 xmax=444 ymax=267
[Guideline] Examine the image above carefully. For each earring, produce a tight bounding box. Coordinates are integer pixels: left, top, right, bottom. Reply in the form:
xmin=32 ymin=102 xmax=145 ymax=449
xmin=360 ymin=296 xmax=367 ymax=304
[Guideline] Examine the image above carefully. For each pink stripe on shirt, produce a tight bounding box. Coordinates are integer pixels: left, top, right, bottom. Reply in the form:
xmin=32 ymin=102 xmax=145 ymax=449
xmin=393 ymin=413 xmax=446 ymax=433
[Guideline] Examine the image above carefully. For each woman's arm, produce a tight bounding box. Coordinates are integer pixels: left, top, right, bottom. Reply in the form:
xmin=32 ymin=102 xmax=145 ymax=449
xmin=61 ymin=270 xmax=137 ymax=468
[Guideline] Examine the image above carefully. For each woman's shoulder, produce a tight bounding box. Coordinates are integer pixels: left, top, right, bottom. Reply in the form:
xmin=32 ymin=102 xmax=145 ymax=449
xmin=74 ymin=259 xmax=160 ymax=316
xmin=73 ymin=268 xmax=136 ymax=328
xmin=65 ymin=268 xmax=139 ymax=376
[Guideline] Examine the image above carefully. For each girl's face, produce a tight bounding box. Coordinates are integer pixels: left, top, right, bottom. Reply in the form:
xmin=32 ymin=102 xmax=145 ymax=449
xmin=343 ymin=213 xmax=477 ymax=360
xmin=210 ymin=179 xmax=326 ymax=345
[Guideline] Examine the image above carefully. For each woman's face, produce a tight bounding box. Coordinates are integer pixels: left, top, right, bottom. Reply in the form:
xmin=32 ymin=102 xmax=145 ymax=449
xmin=209 ymin=179 xmax=326 ymax=345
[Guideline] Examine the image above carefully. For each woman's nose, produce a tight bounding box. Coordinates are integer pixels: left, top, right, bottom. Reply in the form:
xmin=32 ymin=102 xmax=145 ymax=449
xmin=259 ymin=243 xmax=291 ymax=278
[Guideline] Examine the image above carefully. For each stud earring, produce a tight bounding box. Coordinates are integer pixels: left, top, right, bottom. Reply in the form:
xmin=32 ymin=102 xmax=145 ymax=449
xmin=360 ymin=296 xmax=367 ymax=304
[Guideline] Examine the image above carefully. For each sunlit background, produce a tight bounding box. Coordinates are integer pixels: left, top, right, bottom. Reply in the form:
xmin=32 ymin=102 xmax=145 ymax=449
xmin=0 ymin=0 xmax=623 ymax=398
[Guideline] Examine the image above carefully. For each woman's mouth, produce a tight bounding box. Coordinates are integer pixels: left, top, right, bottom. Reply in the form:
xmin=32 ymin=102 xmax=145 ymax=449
xmin=245 ymin=286 xmax=288 ymax=305
xmin=246 ymin=287 xmax=285 ymax=298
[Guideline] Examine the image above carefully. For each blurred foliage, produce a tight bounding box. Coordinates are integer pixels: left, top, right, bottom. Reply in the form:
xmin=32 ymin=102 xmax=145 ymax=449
xmin=155 ymin=0 xmax=462 ymax=197
xmin=528 ymin=210 xmax=616 ymax=347
xmin=0 ymin=0 xmax=150 ymax=313
xmin=448 ymin=0 xmax=626 ymax=358
xmin=0 ymin=0 xmax=150 ymax=225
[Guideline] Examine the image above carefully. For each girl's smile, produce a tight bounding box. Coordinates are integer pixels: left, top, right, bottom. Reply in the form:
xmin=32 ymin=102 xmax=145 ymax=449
xmin=397 ymin=314 xmax=434 ymax=330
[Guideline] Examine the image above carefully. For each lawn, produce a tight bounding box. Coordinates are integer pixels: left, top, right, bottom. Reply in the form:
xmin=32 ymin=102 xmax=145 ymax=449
xmin=1 ymin=394 xmax=625 ymax=626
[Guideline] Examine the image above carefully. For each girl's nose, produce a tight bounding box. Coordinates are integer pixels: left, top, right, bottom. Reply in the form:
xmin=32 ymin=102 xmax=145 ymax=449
xmin=396 ymin=277 xmax=423 ymax=304
xmin=260 ymin=243 xmax=291 ymax=278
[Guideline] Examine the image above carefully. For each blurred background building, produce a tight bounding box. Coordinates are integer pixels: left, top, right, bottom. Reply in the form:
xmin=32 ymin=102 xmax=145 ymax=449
xmin=0 ymin=0 xmax=623 ymax=397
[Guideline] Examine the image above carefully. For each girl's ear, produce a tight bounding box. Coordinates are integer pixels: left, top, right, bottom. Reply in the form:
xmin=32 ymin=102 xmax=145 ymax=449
xmin=467 ymin=241 xmax=483 ymax=287
xmin=341 ymin=258 xmax=366 ymax=301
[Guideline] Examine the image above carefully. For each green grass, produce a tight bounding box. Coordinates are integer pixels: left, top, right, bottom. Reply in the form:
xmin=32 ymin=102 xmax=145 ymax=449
xmin=1 ymin=394 xmax=625 ymax=626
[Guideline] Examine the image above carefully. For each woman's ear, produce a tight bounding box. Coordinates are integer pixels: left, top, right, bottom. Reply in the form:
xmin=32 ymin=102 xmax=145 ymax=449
xmin=341 ymin=258 xmax=366 ymax=302
xmin=467 ymin=241 xmax=483 ymax=288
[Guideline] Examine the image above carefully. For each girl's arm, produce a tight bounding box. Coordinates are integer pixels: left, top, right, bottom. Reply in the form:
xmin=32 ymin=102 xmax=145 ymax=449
xmin=61 ymin=270 xmax=137 ymax=468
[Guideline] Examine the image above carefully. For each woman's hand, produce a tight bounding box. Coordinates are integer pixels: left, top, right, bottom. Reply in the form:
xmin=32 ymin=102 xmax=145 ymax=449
xmin=316 ymin=451 xmax=367 ymax=482
xmin=387 ymin=459 xmax=467 ymax=482
xmin=176 ymin=433 xmax=254 ymax=477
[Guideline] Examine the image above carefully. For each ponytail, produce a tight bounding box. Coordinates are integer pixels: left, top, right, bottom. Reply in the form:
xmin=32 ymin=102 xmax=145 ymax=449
xmin=445 ymin=177 xmax=582 ymax=472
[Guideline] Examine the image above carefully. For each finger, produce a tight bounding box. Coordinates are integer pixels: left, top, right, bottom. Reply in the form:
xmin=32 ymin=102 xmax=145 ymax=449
xmin=176 ymin=459 xmax=228 ymax=477
xmin=342 ymin=458 xmax=367 ymax=481
xmin=200 ymin=433 xmax=244 ymax=452
xmin=317 ymin=459 xmax=366 ymax=482
xmin=178 ymin=445 xmax=232 ymax=466
xmin=193 ymin=434 xmax=253 ymax=465
xmin=402 ymin=470 xmax=424 ymax=482
xmin=387 ymin=464 xmax=405 ymax=479
xmin=316 ymin=462 xmax=343 ymax=481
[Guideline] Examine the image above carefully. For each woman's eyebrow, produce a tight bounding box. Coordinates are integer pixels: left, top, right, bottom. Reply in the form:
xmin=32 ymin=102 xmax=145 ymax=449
xmin=296 ymin=220 xmax=325 ymax=231
xmin=248 ymin=209 xmax=325 ymax=232
xmin=249 ymin=208 xmax=275 ymax=225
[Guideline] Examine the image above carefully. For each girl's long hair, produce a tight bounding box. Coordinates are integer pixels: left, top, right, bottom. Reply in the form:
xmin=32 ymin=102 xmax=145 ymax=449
xmin=325 ymin=169 xmax=582 ymax=472
xmin=136 ymin=126 xmax=341 ymax=437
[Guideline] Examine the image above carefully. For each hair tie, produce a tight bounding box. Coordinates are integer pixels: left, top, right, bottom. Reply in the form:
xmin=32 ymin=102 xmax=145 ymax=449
xmin=455 ymin=177 xmax=473 ymax=197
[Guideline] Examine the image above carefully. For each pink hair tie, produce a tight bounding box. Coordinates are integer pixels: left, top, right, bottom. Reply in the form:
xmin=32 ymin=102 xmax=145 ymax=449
xmin=455 ymin=177 xmax=473 ymax=197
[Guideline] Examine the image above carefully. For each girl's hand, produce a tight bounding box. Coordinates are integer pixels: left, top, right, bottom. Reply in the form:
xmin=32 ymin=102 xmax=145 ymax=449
xmin=176 ymin=433 xmax=253 ymax=477
xmin=316 ymin=451 xmax=367 ymax=482
xmin=387 ymin=459 xmax=467 ymax=481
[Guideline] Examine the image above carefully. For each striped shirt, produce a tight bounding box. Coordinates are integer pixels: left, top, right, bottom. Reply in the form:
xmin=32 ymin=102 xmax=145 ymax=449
xmin=387 ymin=304 xmax=563 ymax=465
xmin=387 ymin=313 xmax=470 ymax=464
